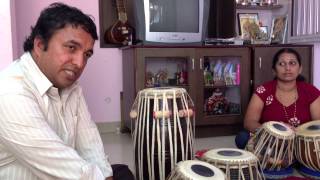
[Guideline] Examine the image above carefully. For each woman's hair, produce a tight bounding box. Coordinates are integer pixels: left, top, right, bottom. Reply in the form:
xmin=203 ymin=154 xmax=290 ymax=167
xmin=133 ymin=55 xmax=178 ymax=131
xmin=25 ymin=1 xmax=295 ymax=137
xmin=272 ymin=48 xmax=305 ymax=81
xmin=23 ymin=3 xmax=98 ymax=52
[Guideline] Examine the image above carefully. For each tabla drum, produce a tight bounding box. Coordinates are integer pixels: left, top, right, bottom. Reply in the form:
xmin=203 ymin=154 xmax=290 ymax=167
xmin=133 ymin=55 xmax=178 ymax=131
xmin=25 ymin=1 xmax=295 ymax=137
xmin=130 ymin=87 xmax=195 ymax=180
xmin=251 ymin=121 xmax=295 ymax=171
xmin=200 ymin=148 xmax=264 ymax=180
xmin=295 ymin=120 xmax=320 ymax=179
xmin=167 ymin=160 xmax=225 ymax=180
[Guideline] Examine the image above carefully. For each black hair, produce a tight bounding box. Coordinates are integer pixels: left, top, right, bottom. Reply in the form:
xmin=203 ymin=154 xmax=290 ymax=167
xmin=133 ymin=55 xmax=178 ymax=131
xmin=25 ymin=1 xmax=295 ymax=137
xmin=272 ymin=48 xmax=305 ymax=81
xmin=23 ymin=2 xmax=98 ymax=52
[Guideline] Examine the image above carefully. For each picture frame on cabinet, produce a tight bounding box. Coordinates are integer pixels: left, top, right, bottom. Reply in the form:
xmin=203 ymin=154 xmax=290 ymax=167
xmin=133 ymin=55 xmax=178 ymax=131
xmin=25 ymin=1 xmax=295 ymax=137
xmin=258 ymin=26 xmax=269 ymax=40
xmin=270 ymin=15 xmax=288 ymax=44
xmin=237 ymin=13 xmax=259 ymax=40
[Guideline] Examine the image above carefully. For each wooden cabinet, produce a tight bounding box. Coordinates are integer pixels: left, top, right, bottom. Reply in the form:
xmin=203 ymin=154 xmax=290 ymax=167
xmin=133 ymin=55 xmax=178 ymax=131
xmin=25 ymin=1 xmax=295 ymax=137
xmin=121 ymin=45 xmax=313 ymax=137
xmin=122 ymin=46 xmax=251 ymax=137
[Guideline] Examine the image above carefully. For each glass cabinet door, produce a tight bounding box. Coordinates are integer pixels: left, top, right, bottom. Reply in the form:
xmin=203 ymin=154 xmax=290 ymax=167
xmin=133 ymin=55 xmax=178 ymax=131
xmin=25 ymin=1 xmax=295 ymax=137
xmin=195 ymin=48 xmax=251 ymax=126
xmin=203 ymin=56 xmax=241 ymax=116
xmin=135 ymin=48 xmax=197 ymax=100
xmin=144 ymin=57 xmax=189 ymax=88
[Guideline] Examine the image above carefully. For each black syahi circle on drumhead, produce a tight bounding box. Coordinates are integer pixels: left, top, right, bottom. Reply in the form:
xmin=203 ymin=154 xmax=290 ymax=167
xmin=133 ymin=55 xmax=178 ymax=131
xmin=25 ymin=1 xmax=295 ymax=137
xmin=307 ymin=125 xmax=320 ymax=131
xmin=273 ymin=123 xmax=287 ymax=131
xmin=217 ymin=150 xmax=242 ymax=156
xmin=191 ymin=164 xmax=215 ymax=177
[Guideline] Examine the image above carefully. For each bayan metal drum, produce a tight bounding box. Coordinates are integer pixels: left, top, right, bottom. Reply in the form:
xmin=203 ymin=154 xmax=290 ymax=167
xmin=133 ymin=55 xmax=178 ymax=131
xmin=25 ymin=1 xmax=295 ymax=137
xmin=295 ymin=120 xmax=320 ymax=179
xmin=167 ymin=160 xmax=225 ymax=180
xmin=130 ymin=87 xmax=195 ymax=180
xmin=200 ymin=148 xmax=264 ymax=180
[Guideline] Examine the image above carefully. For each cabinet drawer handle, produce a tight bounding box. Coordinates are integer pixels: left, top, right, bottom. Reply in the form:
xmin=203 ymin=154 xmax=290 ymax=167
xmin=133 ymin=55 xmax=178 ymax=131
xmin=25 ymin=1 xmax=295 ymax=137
xmin=200 ymin=58 xmax=203 ymax=70
xmin=192 ymin=58 xmax=195 ymax=70
xmin=259 ymin=57 xmax=262 ymax=69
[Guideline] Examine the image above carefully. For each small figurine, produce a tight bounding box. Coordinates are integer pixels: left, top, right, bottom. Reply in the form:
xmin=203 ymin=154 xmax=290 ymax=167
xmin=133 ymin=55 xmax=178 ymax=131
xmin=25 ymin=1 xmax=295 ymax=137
xmin=145 ymin=71 xmax=154 ymax=87
xmin=206 ymin=88 xmax=229 ymax=115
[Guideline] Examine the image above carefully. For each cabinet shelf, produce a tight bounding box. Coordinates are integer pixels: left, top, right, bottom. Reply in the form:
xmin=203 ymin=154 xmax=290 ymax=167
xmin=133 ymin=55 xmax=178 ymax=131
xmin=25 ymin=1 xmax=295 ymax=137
xmin=236 ymin=4 xmax=282 ymax=10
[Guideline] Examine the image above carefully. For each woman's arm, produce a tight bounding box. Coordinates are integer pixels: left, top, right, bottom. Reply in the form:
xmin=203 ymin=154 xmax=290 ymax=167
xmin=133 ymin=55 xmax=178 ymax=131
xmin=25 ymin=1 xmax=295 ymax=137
xmin=244 ymin=94 xmax=264 ymax=132
xmin=310 ymin=96 xmax=320 ymax=120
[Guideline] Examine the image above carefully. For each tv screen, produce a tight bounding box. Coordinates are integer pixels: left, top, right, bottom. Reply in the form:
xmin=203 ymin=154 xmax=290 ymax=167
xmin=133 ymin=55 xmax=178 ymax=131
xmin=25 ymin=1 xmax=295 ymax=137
xmin=149 ymin=0 xmax=199 ymax=33
xmin=134 ymin=0 xmax=209 ymax=44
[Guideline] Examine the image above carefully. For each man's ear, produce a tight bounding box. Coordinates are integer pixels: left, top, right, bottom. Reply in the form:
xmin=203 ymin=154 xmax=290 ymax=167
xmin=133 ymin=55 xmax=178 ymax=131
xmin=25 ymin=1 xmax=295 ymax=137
xmin=33 ymin=36 xmax=45 ymax=58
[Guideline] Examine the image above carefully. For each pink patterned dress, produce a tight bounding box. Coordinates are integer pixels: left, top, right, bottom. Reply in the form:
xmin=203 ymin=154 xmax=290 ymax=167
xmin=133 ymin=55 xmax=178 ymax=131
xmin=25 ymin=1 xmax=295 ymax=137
xmin=255 ymin=80 xmax=320 ymax=127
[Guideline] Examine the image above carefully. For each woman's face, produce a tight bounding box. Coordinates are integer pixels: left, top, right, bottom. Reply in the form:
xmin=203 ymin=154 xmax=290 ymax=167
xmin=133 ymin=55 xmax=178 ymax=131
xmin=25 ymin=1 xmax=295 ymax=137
xmin=274 ymin=52 xmax=302 ymax=82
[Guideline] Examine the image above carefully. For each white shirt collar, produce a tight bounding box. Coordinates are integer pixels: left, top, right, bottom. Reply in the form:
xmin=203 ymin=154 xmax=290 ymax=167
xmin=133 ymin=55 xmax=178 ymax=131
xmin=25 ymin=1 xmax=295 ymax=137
xmin=20 ymin=52 xmax=53 ymax=96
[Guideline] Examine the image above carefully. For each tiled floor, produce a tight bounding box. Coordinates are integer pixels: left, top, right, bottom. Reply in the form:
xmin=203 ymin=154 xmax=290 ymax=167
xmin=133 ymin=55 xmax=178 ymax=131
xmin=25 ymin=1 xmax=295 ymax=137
xmin=100 ymin=132 xmax=236 ymax=172
xmin=101 ymin=132 xmax=306 ymax=179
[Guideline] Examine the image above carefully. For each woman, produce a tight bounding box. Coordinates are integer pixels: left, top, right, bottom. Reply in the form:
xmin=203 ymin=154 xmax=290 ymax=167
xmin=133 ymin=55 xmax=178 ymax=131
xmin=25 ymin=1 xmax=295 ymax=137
xmin=236 ymin=48 xmax=320 ymax=149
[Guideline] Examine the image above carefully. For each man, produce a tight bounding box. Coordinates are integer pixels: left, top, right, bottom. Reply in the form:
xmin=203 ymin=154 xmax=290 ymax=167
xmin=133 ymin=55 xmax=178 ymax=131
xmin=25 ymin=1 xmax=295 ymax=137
xmin=0 ymin=3 xmax=133 ymax=180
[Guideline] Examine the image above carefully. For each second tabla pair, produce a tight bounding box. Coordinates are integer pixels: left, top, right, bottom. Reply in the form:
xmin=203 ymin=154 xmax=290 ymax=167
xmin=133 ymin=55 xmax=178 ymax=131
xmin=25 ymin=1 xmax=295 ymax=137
xmin=247 ymin=120 xmax=320 ymax=179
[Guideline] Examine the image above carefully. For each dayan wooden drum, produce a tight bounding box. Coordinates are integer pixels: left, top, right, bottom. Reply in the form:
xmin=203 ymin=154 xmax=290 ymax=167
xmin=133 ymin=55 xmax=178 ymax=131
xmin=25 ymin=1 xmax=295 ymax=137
xmin=200 ymin=148 xmax=264 ymax=180
xmin=167 ymin=160 xmax=225 ymax=180
xmin=252 ymin=121 xmax=295 ymax=170
xmin=130 ymin=87 xmax=195 ymax=180
xmin=295 ymin=120 xmax=320 ymax=171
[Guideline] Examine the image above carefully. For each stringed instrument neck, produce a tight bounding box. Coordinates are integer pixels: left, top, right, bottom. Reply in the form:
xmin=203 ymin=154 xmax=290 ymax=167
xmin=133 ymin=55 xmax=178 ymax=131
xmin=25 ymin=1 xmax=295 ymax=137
xmin=116 ymin=0 xmax=127 ymax=23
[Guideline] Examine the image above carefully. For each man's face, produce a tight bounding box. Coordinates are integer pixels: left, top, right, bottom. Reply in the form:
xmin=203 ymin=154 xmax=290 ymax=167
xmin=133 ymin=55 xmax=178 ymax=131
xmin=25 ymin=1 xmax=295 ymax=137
xmin=34 ymin=25 xmax=95 ymax=89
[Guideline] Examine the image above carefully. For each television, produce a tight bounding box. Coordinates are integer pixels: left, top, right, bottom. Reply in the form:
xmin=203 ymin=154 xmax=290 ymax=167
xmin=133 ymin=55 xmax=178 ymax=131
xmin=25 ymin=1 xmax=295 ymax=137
xmin=134 ymin=0 xmax=210 ymax=44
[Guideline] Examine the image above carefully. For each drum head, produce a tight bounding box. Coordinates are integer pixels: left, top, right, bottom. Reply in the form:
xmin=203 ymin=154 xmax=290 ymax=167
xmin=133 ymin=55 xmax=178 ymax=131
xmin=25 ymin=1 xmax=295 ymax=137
xmin=296 ymin=120 xmax=320 ymax=137
xmin=263 ymin=121 xmax=295 ymax=138
xmin=177 ymin=160 xmax=225 ymax=180
xmin=202 ymin=148 xmax=257 ymax=163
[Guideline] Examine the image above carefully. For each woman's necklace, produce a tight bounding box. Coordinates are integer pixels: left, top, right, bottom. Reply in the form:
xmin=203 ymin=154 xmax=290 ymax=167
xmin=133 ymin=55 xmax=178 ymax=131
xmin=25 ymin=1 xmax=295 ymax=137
xmin=277 ymin=84 xmax=300 ymax=127
xmin=282 ymin=96 xmax=300 ymax=127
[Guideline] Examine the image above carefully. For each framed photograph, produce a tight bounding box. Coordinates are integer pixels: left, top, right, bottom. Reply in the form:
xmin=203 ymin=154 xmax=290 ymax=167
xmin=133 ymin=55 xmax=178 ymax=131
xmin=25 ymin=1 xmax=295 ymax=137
xmin=270 ymin=15 xmax=288 ymax=44
xmin=258 ymin=26 xmax=268 ymax=40
xmin=259 ymin=26 xmax=268 ymax=34
xmin=237 ymin=13 xmax=259 ymax=39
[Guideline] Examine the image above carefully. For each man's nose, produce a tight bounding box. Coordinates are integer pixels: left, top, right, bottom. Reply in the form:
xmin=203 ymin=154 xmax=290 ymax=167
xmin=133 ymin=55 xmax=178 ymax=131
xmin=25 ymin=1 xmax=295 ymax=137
xmin=72 ymin=54 xmax=85 ymax=69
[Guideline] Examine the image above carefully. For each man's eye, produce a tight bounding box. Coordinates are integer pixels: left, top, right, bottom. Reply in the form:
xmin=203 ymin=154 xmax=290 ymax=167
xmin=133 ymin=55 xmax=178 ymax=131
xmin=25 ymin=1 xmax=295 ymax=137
xmin=65 ymin=45 xmax=75 ymax=51
xmin=84 ymin=52 xmax=92 ymax=59
xmin=68 ymin=45 xmax=75 ymax=50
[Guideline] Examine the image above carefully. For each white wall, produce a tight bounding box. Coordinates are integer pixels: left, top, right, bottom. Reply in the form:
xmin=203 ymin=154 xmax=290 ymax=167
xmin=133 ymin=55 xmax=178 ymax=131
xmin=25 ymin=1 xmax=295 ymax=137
xmin=14 ymin=0 xmax=122 ymax=123
xmin=313 ymin=43 xmax=320 ymax=89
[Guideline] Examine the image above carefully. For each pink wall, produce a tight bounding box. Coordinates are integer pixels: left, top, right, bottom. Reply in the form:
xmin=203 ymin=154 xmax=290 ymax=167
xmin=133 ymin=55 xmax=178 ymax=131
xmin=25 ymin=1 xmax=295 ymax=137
xmin=14 ymin=0 xmax=122 ymax=123
xmin=0 ymin=0 xmax=14 ymax=69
